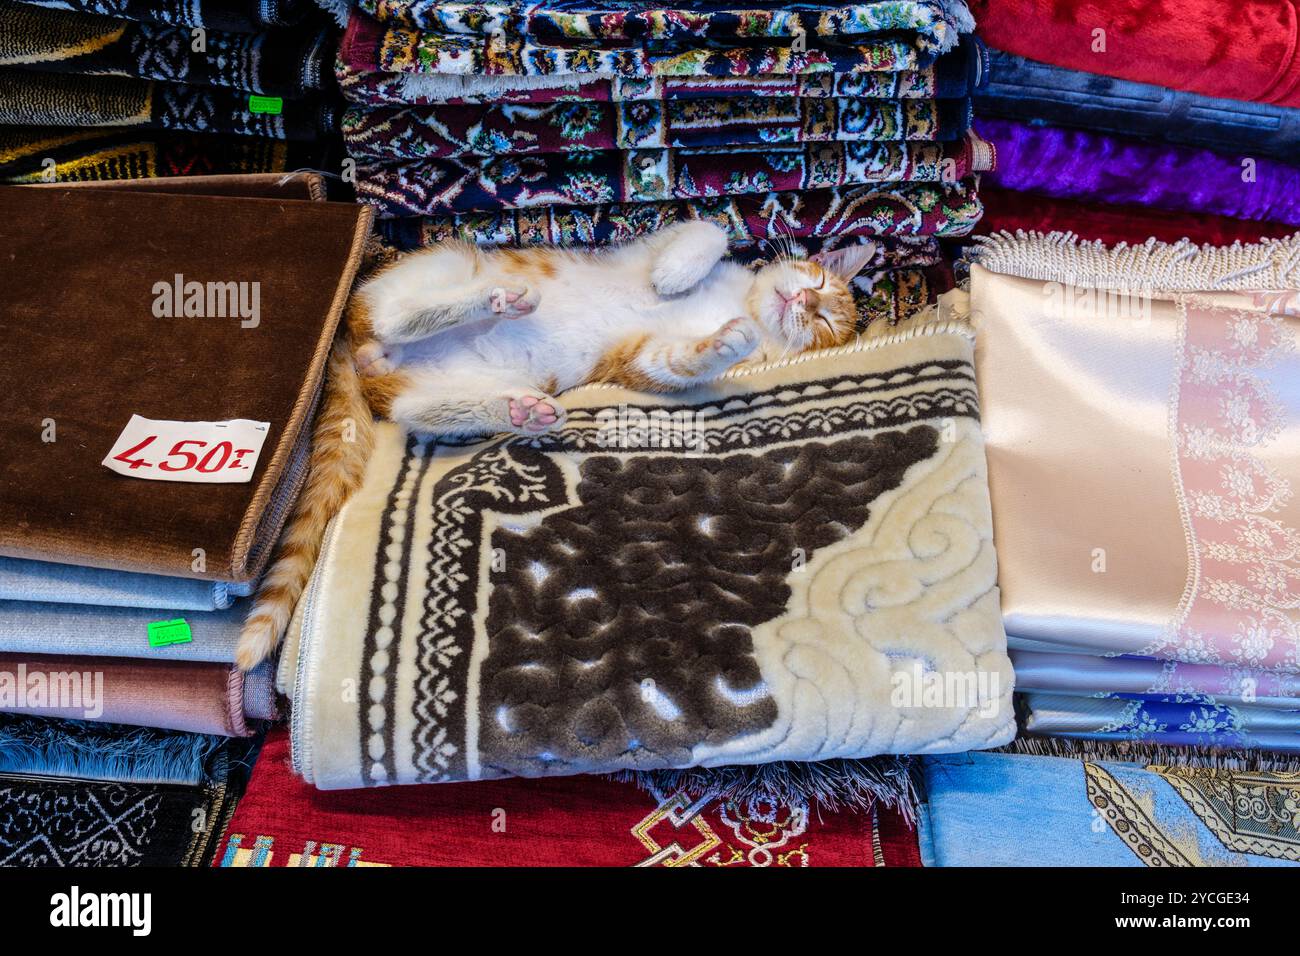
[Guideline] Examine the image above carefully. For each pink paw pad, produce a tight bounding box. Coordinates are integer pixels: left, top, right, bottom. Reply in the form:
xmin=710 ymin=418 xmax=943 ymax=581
xmin=508 ymin=395 xmax=561 ymax=432
xmin=490 ymin=287 xmax=536 ymax=317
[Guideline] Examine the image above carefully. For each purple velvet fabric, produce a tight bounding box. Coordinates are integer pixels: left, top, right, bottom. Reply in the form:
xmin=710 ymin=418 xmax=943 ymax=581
xmin=975 ymin=117 xmax=1300 ymax=227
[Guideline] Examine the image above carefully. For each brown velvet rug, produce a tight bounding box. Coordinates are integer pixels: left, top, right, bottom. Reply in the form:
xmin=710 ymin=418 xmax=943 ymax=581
xmin=0 ymin=183 xmax=371 ymax=582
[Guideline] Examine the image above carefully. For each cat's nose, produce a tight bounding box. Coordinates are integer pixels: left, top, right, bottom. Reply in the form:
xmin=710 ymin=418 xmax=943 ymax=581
xmin=788 ymin=289 xmax=809 ymax=307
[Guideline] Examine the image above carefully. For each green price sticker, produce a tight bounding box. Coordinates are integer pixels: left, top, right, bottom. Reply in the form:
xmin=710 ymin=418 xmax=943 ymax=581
xmin=148 ymin=618 xmax=193 ymax=648
xmin=248 ymin=94 xmax=283 ymax=115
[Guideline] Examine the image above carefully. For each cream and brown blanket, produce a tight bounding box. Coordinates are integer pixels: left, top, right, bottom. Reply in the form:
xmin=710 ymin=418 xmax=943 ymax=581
xmin=289 ymin=324 xmax=1013 ymax=788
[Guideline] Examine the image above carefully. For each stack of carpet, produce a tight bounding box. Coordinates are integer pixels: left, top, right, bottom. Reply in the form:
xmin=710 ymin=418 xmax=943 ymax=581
xmin=0 ymin=175 xmax=369 ymax=865
xmin=0 ymin=0 xmax=344 ymax=183
xmin=335 ymin=0 xmax=993 ymax=330
xmin=949 ymin=0 xmax=1300 ymax=759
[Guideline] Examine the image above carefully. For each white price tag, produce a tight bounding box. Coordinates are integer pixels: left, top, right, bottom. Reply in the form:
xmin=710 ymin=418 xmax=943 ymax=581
xmin=102 ymin=415 xmax=271 ymax=484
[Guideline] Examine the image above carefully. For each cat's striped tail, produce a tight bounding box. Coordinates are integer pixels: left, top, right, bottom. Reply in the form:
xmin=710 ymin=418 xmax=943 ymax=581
xmin=234 ymin=333 xmax=375 ymax=671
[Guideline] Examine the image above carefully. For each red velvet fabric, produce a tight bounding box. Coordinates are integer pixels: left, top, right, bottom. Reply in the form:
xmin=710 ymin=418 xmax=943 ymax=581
xmin=975 ymin=187 xmax=1300 ymax=245
xmin=214 ymin=729 xmax=921 ymax=867
xmin=970 ymin=0 xmax=1300 ymax=106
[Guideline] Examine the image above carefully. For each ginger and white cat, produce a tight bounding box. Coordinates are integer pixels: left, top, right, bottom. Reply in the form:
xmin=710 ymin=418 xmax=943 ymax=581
xmin=235 ymin=222 xmax=874 ymax=668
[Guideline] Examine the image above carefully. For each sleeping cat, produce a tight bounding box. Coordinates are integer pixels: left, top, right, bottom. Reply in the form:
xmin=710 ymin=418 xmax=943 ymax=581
xmin=234 ymin=222 xmax=875 ymax=669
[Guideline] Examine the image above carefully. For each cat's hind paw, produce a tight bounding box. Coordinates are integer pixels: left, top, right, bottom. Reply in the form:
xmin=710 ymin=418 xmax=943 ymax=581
xmin=355 ymin=340 xmax=401 ymax=377
xmin=508 ymin=394 xmax=565 ymax=434
xmin=489 ymin=285 xmax=540 ymax=318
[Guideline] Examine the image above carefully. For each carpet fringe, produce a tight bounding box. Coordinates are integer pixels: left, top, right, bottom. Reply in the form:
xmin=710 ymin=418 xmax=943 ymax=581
xmin=0 ymin=715 xmax=225 ymax=786
xmin=1001 ymin=734 xmax=1300 ymax=773
xmin=971 ymin=229 xmax=1300 ymax=290
xmin=610 ymin=757 xmax=921 ymax=824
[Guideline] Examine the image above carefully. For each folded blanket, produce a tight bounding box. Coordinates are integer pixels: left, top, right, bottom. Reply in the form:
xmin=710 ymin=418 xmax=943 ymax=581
xmin=0 ymin=743 xmax=238 ymax=866
xmin=978 ymin=49 xmax=1300 ymax=164
xmin=920 ymin=751 xmax=1300 ymax=866
xmin=977 ymin=187 xmax=1300 ymax=247
xmin=0 ymin=651 xmax=275 ymax=735
xmin=0 ymin=556 xmax=252 ymax=610
xmin=292 ymin=325 xmax=1012 ymax=789
xmin=1012 ymin=650 xmax=1300 ymax=709
xmin=344 ymin=9 xmax=946 ymax=79
xmin=14 ymin=0 xmax=310 ymax=32
xmin=1022 ymin=693 xmax=1300 ymax=753
xmin=0 ymin=714 xmax=225 ymax=783
xmin=375 ymin=178 xmax=985 ymax=239
xmin=967 ymin=233 xmax=1300 ymax=673
xmin=0 ymin=69 xmax=339 ymax=141
xmin=969 ymin=0 xmax=1300 ymax=108
xmin=356 ymin=136 xmax=991 ymax=215
xmin=360 ymin=0 xmax=972 ymax=48
xmin=0 ymin=185 xmax=370 ymax=582
xmin=0 ymin=1 xmax=332 ymax=96
xmin=0 ymin=124 xmax=335 ymax=182
xmin=218 ymin=728 xmax=921 ymax=866
xmin=343 ymin=97 xmax=972 ymax=160
xmin=338 ymin=34 xmax=988 ymax=105
xmin=977 ymin=117 xmax=1300 ymax=227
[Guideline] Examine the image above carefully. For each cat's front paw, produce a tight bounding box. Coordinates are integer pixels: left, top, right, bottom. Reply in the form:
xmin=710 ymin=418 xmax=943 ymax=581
xmin=355 ymin=340 xmax=402 ymax=377
xmin=507 ymin=394 xmax=565 ymax=433
xmin=709 ymin=317 xmax=761 ymax=362
xmin=489 ymin=285 xmax=540 ymax=318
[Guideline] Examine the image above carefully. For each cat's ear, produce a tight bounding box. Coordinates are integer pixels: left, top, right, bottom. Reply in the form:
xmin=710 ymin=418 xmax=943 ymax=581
xmin=811 ymin=241 xmax=878 ymax=281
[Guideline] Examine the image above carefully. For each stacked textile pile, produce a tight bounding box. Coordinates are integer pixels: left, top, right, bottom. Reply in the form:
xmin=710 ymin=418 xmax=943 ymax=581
xmin=0 ymin=175 xmax=370 ymax=864
xmin=948 ymin=1 xmax=1300 ymax=761
xmin=951 ymin=232 xmax=1300 ymax=761
xmin=0 ymin=716 xmax=247 ymax=866
xmin=213 ymin=727 xmax=922 ymax=867
xmin=337 ymin=0 xmax=993 ymax=330
xmin=0 ymin=0 xmax=344 ymax=182
xmin=969 ymin=0 xmax=1300 ymax=239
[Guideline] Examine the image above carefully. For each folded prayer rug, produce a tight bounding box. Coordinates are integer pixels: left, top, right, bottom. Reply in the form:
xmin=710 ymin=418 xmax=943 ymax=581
xmin=921 ymin=751 xmax=1300 ymax=866
xmin=976 ymin=188 xmax=1300 ymax=248
xmin=0 ymin=185 xmax=370 ymax=583
xmin=373 ymin=178 xmax=985 ymax=240
xmin=13 ymin=0 xmax=311 ymax=33
xmin=0 ymin=714 xmax=226 ymax=784
xmin=969 ymin=0 xmax=1300 ymax=108
xmin=337 ymin=34 xmax=987 ymax=106
xmin=218 ymin=727 xmax=922 ymax=866
xmin=0 ymin=1 xmax=332 ymax=96
xmin=343 ymin=96 xmax=972 ymax=161
xmin=1021 ymin=693 xmax=1300 ymax=754
xmin=0 ymin=555 xmax=252 ymax=610
xmin=0 ymin=124 xmax=333 ymax=182
xmin=0 ymin=738 xmax=241 ymax=865
xmin=967 ymin=233 xmax=1300 ymax=674
xmin=354 ymin=136 xmax=991 ymax=216
xmin=343 ymin=9 xmax=946 ymax=79
xmin=976 ymin=116 xmax=1300 ymax=227
xmin=0 ymin=651 xmax=276 ymax=736
xmin=358 ymin=0 xmax=972 ymax=50
xmin=291 ymin=323 xmax=1013 ymax=789
xmin=1012 ymin=650 xmax=1300 ymax=711
xmin=978 ymin=49 xmax=1300 ymax=165
xmin=0 ymin=68 xmax=339 ymax=140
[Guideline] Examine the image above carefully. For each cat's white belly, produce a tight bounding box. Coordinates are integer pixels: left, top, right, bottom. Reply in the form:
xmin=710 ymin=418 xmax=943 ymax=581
xmin=396 ymin=272 xmax=747 ymax=388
